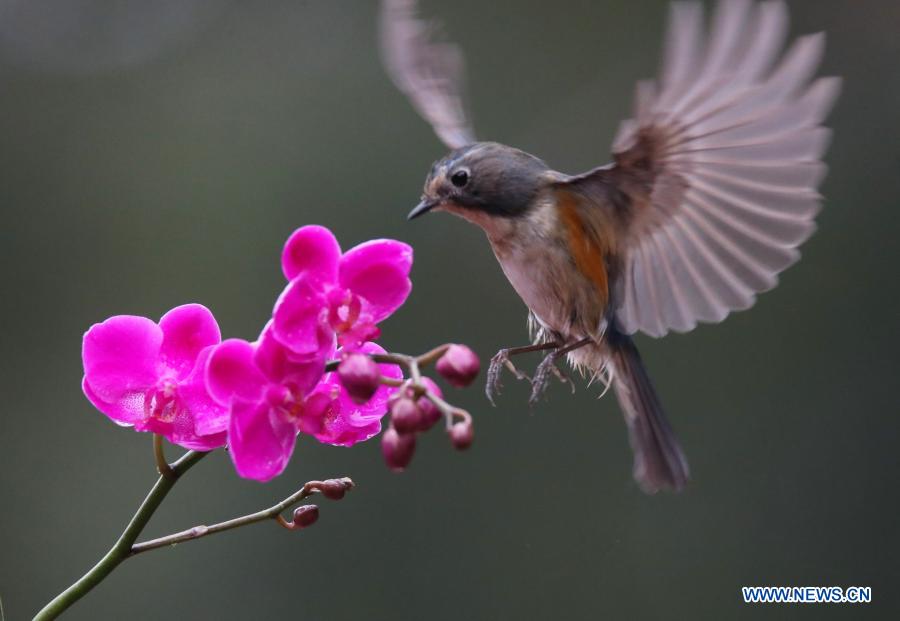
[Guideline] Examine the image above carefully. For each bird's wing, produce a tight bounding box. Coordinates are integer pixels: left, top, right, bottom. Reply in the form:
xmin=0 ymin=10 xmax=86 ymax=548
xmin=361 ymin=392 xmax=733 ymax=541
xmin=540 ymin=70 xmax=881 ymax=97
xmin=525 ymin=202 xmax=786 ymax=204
xmin=379 ymin=0 xmax=476 ymax=149
xmin=565 ymin=0 xmax=840 ymax=338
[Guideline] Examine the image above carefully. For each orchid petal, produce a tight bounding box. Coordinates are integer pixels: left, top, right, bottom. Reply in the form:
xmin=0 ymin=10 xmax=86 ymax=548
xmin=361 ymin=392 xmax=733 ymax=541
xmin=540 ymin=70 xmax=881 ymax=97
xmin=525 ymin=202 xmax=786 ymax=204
xmin=339 ymin=240 xmax=413 ymax=323
xmin=323 ymin=418 xmax=383 ymax=447
xmin=82 ymin=315 xmax=162 ymax=403
xmin=179 ymin=346 xmax=229 ymax=438
xmin=206 ymin=339 xmax=267 ymax=406
xmin=171 ymin=429 xmax=228 ymax=452
xmin=310 ymin=343 xmax=399 ymax=446
xmin=339 ymin=239 xmax=412 ymax=323
xmin=272 ymin=278 xmax=331 ymax=357
xmin=313 ymin=392 xmax=383 ymax=446
xmin=82 ymin=376 xmax=146 ymax=426
xmin=295 ymin=389 xmax=334 ymax=436
xmin=134 ymin=414 xmax=172 ymax=437
xmin=281 ymin=225 xmax=341 ymax=284
xmin=158 ymin=304 xmax=221 ymax=379
xmin=163 ymin=392 xmax=226 ymax=452
xmin=337 ymin=321 xmax=381 ymax=351
xmin=228 ymin=400 xmax=297 ymax=482
xmin=255 ymin=322 xmax=327 ymax=395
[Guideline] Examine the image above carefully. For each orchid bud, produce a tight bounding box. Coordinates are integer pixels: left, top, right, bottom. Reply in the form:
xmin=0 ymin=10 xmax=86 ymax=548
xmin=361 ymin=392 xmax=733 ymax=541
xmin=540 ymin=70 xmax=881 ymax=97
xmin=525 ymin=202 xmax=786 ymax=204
xmin=337 ymin=353 xmax=381 ymax=404
xmin=291 ymin=504 xmax=320 ymax=529
xmin=449 ymin=420 xmax=474 ymax=451
xmin=391 ymin=397 xmax=422 ymax=434
xmin=416 ymin=377 xmax=443 ymax=431
xmin=417 ymin=397 xmax=442 ymax=431
xmin=435 ymin=344 xmax=480 ymax=388
xmin=382 ymin=427 xmax=416 ymax=471
xmin=319 ymin=478 xmax=350 ymax=500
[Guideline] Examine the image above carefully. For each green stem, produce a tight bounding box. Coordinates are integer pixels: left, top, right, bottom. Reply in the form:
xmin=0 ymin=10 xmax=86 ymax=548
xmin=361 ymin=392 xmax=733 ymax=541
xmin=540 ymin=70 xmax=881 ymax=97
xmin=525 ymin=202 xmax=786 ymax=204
xmin=33 ymin=450 xmax=207 ymax=621
xmin=152 ymin=434 xmax=174 ymax=479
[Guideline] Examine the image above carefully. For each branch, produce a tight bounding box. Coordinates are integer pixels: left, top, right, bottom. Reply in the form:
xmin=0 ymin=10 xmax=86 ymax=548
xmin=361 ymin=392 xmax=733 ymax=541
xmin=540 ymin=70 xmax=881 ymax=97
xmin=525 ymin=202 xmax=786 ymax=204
xmin=36 ymin=342 xmax=461 ymax=620
xmin=33 ymin=450 xmax=208 ymax=621
xmin=323 ymin=345 xmax=449 ymax=376
xmin=130 ymin=477 xmax=354 ymax=555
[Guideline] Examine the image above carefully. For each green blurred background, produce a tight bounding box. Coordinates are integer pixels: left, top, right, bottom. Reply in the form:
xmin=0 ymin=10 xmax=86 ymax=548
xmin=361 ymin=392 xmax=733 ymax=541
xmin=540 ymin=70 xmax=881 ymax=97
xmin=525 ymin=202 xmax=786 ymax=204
xmin=1 ymin=0 xmax=898 ymax=619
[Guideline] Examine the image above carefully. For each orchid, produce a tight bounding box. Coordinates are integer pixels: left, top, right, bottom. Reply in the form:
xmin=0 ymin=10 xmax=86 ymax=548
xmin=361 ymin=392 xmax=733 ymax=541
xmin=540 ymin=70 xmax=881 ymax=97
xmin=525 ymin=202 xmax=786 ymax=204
xmin=81 ymin=304 xmax=227 ymax=451
xmin=49 ymin=224 xmax=480 ymax=619
xmin=206 ymin=324 xmax=403 ymax=481
xmin=273 ymin=225 xmax=413 ymax=356
xmin=206 ymin=323 xmax=329 ymax=481
xmin=307 ymin=342 xmax=402 ymax=447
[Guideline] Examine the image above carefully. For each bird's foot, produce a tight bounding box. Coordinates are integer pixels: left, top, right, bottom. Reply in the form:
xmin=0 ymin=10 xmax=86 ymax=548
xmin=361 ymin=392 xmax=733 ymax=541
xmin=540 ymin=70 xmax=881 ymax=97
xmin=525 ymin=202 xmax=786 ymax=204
xmin=486 ymin=348 xmax=531 ymax=405
xmin=528 ymin=352 xmax=574 ymax=404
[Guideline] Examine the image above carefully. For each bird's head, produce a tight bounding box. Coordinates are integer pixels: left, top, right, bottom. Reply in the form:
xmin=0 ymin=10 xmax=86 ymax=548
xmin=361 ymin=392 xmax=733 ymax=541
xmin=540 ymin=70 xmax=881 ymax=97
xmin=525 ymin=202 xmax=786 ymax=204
xmin=408 ymin=142 xmax=551 ymax=223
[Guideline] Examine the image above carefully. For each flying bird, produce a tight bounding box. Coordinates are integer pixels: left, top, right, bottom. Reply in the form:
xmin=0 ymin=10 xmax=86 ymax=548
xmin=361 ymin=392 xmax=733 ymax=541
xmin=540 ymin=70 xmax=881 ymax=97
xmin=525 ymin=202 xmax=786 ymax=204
xmin=380 ymin=0 xmax=840 ymax=492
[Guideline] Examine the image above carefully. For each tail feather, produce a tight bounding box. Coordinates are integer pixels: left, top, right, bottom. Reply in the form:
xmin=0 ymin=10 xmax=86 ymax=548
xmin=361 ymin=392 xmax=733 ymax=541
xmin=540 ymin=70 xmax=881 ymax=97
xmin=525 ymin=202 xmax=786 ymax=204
xmin=608 ymin=333 xmax=689 ymax=493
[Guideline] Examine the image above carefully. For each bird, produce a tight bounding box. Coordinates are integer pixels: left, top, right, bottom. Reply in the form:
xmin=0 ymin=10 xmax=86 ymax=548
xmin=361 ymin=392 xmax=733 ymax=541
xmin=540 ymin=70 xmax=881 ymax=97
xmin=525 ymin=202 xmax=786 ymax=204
xmin=379 ymin=0 xmax=840 ymax=493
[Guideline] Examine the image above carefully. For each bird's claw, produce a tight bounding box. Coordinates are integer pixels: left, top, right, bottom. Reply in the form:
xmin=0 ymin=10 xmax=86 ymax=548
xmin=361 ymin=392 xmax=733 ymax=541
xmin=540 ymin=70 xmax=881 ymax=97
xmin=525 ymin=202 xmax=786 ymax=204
xmin=528 ymin=353 xmax=573 ymax=404
xmin=486 ymin=349 xmax=531 ymax=405
xmin=553 ymin=364 xmax=576 ymax=394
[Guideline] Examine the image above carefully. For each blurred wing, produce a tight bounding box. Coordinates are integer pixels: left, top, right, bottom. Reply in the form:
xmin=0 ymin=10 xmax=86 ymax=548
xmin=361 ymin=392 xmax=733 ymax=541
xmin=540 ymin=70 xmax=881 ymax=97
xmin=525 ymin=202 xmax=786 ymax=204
xmin=574 ymin=0 xmax=840 ymax=337
xmin=379 ymin=0 xmax=476 ymax=149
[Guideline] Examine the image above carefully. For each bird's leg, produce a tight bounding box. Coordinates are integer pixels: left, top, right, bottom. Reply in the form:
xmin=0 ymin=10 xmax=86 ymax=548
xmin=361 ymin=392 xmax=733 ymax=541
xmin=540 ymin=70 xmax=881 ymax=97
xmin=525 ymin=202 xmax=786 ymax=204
xmin=529 ymin=337 xmax=593 ymax=404
xmin=486 ymin=342 xmax=559 ymax=405
xmin=549 ymin=364 xmax=576 ymax=393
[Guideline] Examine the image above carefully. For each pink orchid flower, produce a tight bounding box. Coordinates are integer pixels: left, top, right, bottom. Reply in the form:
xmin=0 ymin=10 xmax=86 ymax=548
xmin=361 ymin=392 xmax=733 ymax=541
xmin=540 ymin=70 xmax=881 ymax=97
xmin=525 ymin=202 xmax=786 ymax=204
xmin=307 ymin=342 xmax=403 ymax=447
xmin=205 ymin=323 xmax=328 ymax=482
xmin=81 ymin=304 xmax=228 ymax=451
xmin=272 ymin=225 xmax=413 ymax=357
xmin=206 ymin=324 xmax=402 ymax=481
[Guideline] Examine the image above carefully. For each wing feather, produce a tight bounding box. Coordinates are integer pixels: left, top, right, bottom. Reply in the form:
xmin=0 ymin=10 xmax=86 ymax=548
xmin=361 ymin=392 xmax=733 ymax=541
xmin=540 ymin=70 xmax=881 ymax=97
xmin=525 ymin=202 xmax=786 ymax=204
xmin=649 ymin=232 xmax=694 ymax=333
xmin=669 ymin=215 xmax=754 ymax=312
xmin=658 ymin=224 xmax=723 ymax=325
xmin=632 ymin=241 xmax=667 ymax=337
xmin=612 ymin=0 xmax=839 ymax=338
xmin=379 ymin=0 xmax=476 ymax=149
xmin=684 ymin=159 xmax=827 ymax=190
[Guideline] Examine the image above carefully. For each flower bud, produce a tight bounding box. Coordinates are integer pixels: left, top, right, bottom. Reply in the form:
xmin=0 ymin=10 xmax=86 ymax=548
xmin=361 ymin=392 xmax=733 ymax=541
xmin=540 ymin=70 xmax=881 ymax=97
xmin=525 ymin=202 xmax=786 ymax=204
xmin=319 ymin=478 xmax=349 ymax=500
xmin=416 ymin=377 xmax=443 ymax=431
xmin=391 ymin=397 xmax=422 ymax=434
xmin=417 ymin=398 xmax=442 ymax=431
xmin=381 ymin=427 xmax=416 ymax=471
xmin=292 ymin=504 xmax=319 ymax=529
xmin=449 ymin=420 xmax=474 ymax=451
xmin=436 ymin=344 xmax=480 ymax=388
xmin=337 ymin=353 xmax=381 ymax=404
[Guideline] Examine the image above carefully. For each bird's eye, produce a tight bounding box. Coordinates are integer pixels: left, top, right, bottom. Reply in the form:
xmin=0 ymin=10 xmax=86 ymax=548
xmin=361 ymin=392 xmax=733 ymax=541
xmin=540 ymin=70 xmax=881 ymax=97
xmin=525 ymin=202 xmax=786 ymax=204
xmin=450 ymin=169 xmax=470 ymax=188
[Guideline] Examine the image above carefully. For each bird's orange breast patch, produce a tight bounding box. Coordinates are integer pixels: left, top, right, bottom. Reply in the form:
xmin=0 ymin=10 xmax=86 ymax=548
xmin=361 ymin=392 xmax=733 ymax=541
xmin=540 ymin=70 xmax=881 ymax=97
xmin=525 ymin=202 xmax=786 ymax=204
xmin=557 ymin=191 xmax=610 ymax=307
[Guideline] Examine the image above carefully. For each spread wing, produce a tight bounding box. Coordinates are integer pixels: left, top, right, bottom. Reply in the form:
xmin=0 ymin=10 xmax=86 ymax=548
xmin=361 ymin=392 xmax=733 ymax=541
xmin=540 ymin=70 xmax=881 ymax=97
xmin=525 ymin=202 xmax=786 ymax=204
xmin=569 ymin=0 xmax=840 ymax=338
xmin=379 ymin=0 xmax=476 ymax=149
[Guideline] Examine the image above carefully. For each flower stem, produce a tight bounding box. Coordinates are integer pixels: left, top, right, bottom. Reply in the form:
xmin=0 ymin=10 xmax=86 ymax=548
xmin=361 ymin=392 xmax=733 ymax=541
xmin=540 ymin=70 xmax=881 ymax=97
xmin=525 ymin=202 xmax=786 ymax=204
xmin=33 ymin=450 xmax=208 ymax=621
xmin=130 ymin=477 xmax=353 ymax=555
xmin=415 ymin=344 xmax=450 ymax=368
xmin=323 ymin=347 xmax=447 ymax=394
xmin=424 ymin=391 xmax=469 ymax=431
xmin=325 ymin=351 xmax=413 ymax=374
xmin=152 ymin=434 xmax=174 ymax=479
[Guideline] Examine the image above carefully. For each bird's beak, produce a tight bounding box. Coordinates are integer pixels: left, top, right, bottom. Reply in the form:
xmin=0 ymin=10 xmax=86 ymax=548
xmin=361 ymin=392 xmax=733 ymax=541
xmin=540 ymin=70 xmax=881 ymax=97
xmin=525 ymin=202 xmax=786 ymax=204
xmin=407 ymin=198 xmax=440 ymax=220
